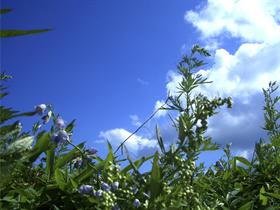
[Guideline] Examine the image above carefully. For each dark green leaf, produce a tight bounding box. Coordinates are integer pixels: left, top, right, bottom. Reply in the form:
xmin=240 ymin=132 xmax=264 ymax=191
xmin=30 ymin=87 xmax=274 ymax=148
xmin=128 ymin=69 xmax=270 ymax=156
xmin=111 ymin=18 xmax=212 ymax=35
xmin=149 ymin=151 xmax=162 ymax=199
xmin=55 ymin=142 xmax=84 ymax=168
xmin=235 ymin=156 xmax=252 ymax=167
xmin=27 ymin=132 xmax=50 ymax=162
xmin=0 ymin=9 xmax=12 ymax=14
xmin=0 ymin=29 xmax=51 ymax=38
xmin=238 ymin=201 xmax=253 ymax=210
xmin=55 ymin=169 xmax=67 ymax=190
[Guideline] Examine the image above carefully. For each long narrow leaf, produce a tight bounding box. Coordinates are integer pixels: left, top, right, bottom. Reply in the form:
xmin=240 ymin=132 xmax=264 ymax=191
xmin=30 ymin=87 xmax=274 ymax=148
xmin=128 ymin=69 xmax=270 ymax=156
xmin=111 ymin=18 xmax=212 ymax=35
xmin=0 ymin=29 xmax=51 ymax=38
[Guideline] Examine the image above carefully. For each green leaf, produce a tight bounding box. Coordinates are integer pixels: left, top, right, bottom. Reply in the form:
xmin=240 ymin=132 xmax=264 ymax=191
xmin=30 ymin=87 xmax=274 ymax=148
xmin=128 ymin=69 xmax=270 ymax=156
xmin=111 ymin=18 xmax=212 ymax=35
xmin=74 ymin=165 xmax=96 ymax=183
xmin=149 ymin=151 xmax=162 ymax=199
xmin=13 ymin=111 xmax=37 ymax=118
xmin=271 ymin=134 xmax=280 ymax=147
xmin=0 ymin=121 xmax=20 ymax=139
xmin=156 ymin=125 xmax=166 ymax=153
xmin=55 ymin=142 xmax=84 ymax=168
xmin=201 ymin=138 xmax=220 ymax=151
xmin=27 ymin=132 xmax=50 ymax=162
xmin=102 ymin=141 xmax=114 ymax=176
xmin=238 ymin=201 xmax=253 ymax=210
xmin=235 ymin=156 xmax=252 ymax=167
xmin=65 ymin=119 xmax=76 ymax=133
xmin=46 ymin=146 xmax=56 ymax=180
xmin=260 ymin=186 xmax=268 ymax=206
xmin=264 ymin=192 xmax=280 ymax=200
xmin=122 ymin=155 xmax=154 ymax=174
xmin=0 ymin=9 xmax=12 ymax=14
xmin=55 ymin=169 xmax=67 ymax=191
xmin=6 ymin=136 xmax=34 ymax=154
xmin=0 ymin=29 xmax=51 ymax=38
xmin=0 ymin=106 xmax=18 ymax=124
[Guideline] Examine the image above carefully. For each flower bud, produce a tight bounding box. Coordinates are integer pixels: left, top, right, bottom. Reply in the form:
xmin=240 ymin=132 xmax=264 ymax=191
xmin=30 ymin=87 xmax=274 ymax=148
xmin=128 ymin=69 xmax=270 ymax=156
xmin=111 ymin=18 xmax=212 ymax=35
xmin=35 ymin=104 xmax=47 ymax=115
xmin=216 ymin=161 xmax=224 ymax=170
xmin=42 ymin=111 xmax=52 ymax=124
xmin=87 ymin=147 xmax=98 ymax=155
xmin=51 ymin=130 xmax=69 ymax=144
xmin=95 ymin=189 xmax=103 ymax=198
xmin=112 ymin=181 xmax=119 ymax=190
xmin=133 ymin=199 xmax=141 ymax=208
xmin=55 ymin=117 xmax=65 ymax=129
xmin=101 ymin=181 xmax=111 ymax=192
xmin=78 ymin=185 xmax=93 ymax=194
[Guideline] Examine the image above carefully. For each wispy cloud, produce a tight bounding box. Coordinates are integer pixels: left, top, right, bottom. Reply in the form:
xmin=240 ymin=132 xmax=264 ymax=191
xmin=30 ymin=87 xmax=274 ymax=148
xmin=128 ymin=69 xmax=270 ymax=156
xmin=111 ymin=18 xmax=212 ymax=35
xmin=137 ymin=78 xmax=149 ymax=86
xmin=130 ymin=114 xmax=142 ymax=127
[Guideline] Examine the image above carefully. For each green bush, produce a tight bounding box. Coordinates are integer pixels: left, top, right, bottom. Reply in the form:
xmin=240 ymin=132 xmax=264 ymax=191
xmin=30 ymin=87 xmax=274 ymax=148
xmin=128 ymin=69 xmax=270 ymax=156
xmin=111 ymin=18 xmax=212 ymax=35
xmin=0 ymin=45 xmax=279 ymax=210
xmin=1 ymin=7 xmax=279 ymax=210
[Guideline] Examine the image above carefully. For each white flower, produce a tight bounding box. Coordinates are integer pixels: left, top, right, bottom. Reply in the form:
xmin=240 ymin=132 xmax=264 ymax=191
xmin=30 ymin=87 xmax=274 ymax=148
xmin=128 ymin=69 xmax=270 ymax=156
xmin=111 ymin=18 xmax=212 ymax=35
xmin=55 ymin=117 xmax=66 ymax=129
xmin=35 ymin=104 xmax=47 ymax=115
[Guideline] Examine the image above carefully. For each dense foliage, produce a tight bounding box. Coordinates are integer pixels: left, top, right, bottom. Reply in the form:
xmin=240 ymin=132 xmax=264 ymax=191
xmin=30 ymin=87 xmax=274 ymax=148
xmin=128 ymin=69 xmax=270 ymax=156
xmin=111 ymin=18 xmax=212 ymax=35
xmin=1 ymin=7 xmax=280 ymax=210
xmin=0 ymin=45 xmax=279 ymax=210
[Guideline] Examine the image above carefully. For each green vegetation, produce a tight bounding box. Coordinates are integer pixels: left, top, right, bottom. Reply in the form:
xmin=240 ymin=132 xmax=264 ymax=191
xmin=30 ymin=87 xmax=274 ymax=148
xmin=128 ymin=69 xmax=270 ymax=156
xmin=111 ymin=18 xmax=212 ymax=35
xmin=1 ymin=7 xmax=279 ymax=210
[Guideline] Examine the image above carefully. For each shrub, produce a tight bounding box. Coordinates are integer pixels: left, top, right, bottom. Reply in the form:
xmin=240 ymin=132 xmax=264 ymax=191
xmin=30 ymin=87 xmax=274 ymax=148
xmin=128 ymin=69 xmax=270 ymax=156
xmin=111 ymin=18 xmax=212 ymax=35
xmin=0 ymin=44 xmax=279 ymax=210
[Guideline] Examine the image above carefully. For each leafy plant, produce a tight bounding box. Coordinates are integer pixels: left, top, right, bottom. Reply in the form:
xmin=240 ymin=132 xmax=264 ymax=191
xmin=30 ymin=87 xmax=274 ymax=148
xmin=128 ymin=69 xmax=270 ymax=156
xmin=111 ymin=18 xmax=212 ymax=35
xmin=0 ymin=40 xmax=279 ymax=210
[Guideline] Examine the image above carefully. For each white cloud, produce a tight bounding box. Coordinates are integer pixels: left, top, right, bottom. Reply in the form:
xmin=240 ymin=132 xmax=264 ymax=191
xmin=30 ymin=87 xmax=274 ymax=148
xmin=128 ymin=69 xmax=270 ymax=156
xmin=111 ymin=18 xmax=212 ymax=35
xmin=154 ymin=100 xmax=168 ymax=118
xmin=130 ymin=114 xmax=142 ymax=127
xmin=98 ymin=0 xmax=280 ymax=156
xmin=185 ymin=0 xmax=280 ymax=44
xmin=159 ymin=0 xmax=280 ymax=150
xmin=98 ymin=128 xmax=157 ymax=156
xmin=196 ymin=42 xmax=280 ymax=101
xmin=137 ymin=78 xmax=149 ymax=86
xmin=235 ymin=149 xmax=253 ymax=160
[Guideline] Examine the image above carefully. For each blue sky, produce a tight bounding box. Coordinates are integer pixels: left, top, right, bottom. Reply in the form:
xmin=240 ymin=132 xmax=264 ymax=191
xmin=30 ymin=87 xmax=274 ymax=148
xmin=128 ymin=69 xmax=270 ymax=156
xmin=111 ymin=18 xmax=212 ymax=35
xmin=2 ymin=0 xmax=280 ymax=168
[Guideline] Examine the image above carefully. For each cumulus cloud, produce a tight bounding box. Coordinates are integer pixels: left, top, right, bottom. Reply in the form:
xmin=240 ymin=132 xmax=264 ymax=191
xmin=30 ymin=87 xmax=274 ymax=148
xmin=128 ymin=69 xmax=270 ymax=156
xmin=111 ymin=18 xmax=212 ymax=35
xmin=98 ymin=128 xmax=158 ymax=156
xmin=158 ymin=0 xmax=280 ymax=151
xmin=99 ymin=0 xmax=280 ymax=156
xmin=185 ymin=0 xmax=280 ymax=44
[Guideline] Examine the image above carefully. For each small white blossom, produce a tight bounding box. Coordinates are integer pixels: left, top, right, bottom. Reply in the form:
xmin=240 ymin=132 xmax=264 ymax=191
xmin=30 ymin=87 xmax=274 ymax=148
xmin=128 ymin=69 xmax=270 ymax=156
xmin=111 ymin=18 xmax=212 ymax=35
xmin=35 ymin=104 xmax=47 ymax=115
